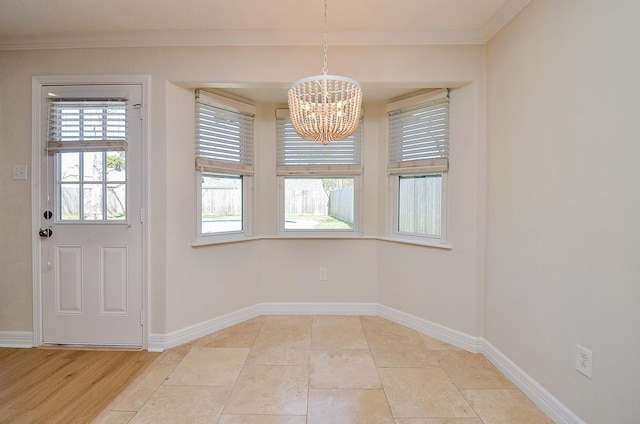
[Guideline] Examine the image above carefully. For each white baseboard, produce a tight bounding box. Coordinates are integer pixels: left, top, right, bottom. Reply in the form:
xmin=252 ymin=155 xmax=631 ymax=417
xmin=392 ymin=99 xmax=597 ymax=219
xmin=3 ymin=301 xmax=583 ymax=423
xmin=149 ymin=302 xmax=481 ymax=353
xmin=481 ymin=340 xmax=586 ymax=424
xmin=147 ymin=301 xmax=582 ymax=424
xmin=148 ymin=302 xmax=377 ymax=352
xmin=148 ymin=303 xmax=262 ymax=352
xmin=0 ymin=331 xmax=34 ymax=348
xmin=379 ymin=305 xmax=584 ymax=424
xmin=259 ymin=302 xmax=378 ymax=316
xmin=377 ymin=304 xmax=483 ymax=353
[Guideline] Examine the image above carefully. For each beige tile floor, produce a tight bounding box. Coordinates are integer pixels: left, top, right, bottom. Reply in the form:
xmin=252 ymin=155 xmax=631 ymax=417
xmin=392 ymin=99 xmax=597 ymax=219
xmin=98 ymin=316 xmax=553 ymax=424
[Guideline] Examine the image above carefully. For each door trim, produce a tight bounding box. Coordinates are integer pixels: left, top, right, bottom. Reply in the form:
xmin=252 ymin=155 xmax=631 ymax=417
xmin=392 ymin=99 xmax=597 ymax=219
xmin=31 ymin=75 xmax=150 ymax=349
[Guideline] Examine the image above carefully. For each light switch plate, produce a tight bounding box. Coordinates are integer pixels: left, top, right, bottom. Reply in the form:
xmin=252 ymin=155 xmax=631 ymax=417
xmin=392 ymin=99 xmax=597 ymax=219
xmin=12 ymin=165 xmax=28 ymax=180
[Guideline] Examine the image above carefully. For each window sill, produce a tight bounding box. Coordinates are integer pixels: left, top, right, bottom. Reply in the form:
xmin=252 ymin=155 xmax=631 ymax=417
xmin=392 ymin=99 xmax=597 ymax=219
xmin=191 ymin=235 xmax=259 ymax=247
xmin=273 ymin=231 xmax=365 ymax=239
xmin=377 ymin=236 xmax=453 ymax=250
xmin=191 ymin=235 xmax=452 ymax=249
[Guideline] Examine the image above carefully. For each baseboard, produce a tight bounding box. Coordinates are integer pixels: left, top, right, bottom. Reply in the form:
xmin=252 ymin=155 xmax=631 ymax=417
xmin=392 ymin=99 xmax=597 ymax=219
xmin=148 ymin=302 xmax=377 ymax=352
xmin=0 ymin=331 xmax=34 ymax=348
xmin=148 ymin=303 xmax=262 ymax=352
xmin=145 ymin=302 xmax=583 ymax=424
xmin=377 ymin=305 xmax=585 ymax=423
xmin=259 ymin=301 xmax=378 ymax=316
xmin=377 ymin=304 xmax=483 ymax=353
xmin=149 ymin=302 xmax=473 ymax=352
xmin=481 ymin=340 xmax=586 ymax=424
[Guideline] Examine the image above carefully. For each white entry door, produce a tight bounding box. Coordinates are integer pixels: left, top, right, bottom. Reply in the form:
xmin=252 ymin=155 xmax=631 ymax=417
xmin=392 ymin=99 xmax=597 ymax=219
xmin=39 ymin=83 xmax=144 ymax=347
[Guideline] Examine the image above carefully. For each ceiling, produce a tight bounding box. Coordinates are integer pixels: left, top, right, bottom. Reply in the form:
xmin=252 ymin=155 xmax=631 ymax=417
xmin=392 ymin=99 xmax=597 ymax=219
xmin=0 ymin=0 xmax=530 ymax=49
xmin=0 ymin=0 xmax=531 ymax=103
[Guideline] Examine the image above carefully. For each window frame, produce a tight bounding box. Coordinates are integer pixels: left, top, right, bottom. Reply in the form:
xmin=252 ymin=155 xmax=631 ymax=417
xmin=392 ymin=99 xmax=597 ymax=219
xmin=47 ymin=97 xmax=131 ymax=225
xmin=389 ymin=172 xmax=448 ymax=245
xmin=387 ymin=89 xmax=450 ymax=246
xmin=55 ymin=150 xmax=128 ymax=223
xmin=196 ymin=171 xmax=253 ymax=243
xmin=277 ymin=174 xmax=362 ymax=237
xmin=276 ymin=109 xmax=363 ymax=237
xmin=194 ymin=91 xmax=255 ymax=245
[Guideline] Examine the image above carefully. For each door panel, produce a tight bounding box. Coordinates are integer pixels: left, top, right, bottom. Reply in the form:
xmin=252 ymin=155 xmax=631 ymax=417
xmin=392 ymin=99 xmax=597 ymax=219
xmin=40 ymin=83 xmax=143 ymax=347
xmin=100 ymin=245 xmax=128 ymax=315
xmin=55 ymin=246 xmax=83 ymax=313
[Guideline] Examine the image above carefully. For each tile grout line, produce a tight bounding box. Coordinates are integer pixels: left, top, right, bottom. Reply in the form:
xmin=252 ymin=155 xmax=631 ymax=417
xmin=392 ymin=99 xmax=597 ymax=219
xmin=98 ymin=315 xmax=552 ymax=424
xmin=217 ymin=317 xmax=264 ymax=423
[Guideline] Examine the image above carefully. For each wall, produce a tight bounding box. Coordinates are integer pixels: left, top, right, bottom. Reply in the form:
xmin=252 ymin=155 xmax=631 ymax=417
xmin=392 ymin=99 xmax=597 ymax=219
xmin=485 ymin=1 xmax=640 ymax=422
xmin=0 ymin=54 xmax=33 ymax=331
xmin=0 ymin=44 xmax=485 ymax=340
xmin=377 ymin=81 xmax=486 ymax=336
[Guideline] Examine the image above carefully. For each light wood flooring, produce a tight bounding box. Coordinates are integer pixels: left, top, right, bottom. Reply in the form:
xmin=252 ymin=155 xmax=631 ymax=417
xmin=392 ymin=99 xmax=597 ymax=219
xmin=0 ymin=347 xmax=160 ymax=424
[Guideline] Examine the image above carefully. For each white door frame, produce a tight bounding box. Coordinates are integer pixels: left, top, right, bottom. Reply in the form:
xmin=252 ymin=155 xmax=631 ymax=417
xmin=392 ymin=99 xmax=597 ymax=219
xmin=31 ymin=75 xmax=150 ymax=349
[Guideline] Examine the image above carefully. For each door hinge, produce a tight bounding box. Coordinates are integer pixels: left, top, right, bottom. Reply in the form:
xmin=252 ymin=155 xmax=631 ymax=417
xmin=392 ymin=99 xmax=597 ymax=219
xmin=140 ymin=208 xmax=144 ymax=223
xmin=140 ymin=311 xmax=144 ymax=326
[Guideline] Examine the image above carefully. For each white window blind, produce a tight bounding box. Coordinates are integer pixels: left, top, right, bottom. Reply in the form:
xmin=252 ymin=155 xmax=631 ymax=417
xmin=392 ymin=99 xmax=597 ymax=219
xmin=276 ymin=109 xmax=362 ymax=176
xmin=47 ymin=98 xmax=128 ymax=153
xmin=387 ymin=89 xmax=449 ymax=174
xmin=195 ymin=90 xmax=255 ymax=175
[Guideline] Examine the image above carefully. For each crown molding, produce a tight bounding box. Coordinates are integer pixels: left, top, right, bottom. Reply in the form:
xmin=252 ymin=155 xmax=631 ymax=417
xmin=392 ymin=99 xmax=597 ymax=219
xmin=0 ymin=0 xmax=532 ymax=51
xmin=0 ymin=29 xmax=488 ymax=51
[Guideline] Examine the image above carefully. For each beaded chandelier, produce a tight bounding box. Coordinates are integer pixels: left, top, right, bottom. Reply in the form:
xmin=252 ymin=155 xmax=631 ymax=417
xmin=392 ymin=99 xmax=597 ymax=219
xmin=287 ymin=0 xmax=362 ymax=145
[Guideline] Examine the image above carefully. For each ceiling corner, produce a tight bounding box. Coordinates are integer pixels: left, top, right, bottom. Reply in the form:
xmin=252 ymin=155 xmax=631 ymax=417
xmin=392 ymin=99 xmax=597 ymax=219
xmin=481 ymin=0 xmax=532 ymax=42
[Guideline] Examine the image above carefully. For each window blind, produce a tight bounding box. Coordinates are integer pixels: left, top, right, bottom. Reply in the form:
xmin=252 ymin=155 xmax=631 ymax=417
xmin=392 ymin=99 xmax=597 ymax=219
xmin=387 ymin=89 xmax=449 ymax=175
xmin=195 ymin=90 xmax=254 ymax=176
xmin=46 ymin=99 xmax=128 ymax=153
xmin=276 ymin=109 xmax=362 ymax=176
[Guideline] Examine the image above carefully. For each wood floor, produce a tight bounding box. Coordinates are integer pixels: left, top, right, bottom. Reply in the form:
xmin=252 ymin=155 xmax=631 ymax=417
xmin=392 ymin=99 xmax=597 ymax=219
xmin=0 ymin=347 xmax=161 ymax=424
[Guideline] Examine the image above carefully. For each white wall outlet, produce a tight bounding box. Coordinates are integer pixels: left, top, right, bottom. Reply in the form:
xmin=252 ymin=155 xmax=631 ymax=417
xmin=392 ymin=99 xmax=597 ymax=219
xmin=319 ymin=267 xmax=328 ymax=281
xmin=576 ymin=344 xmax=593 ymax=378
xmin=12 ymin=164 xmax=28 ymax=180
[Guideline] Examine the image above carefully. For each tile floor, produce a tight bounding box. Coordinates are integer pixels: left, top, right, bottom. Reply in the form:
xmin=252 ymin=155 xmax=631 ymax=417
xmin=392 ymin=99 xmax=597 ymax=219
xmin=98 ymin=316 xmax=553 ymax=424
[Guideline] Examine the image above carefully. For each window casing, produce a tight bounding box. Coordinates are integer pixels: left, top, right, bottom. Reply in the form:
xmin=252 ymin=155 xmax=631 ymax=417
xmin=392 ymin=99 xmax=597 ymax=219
xmin=276 ymin=109 xmax=362 ymax=236
xmin=387 ymin=89 xmax=449 ymax=244
xmin=195 ymin=90 xmax=254 ymax=242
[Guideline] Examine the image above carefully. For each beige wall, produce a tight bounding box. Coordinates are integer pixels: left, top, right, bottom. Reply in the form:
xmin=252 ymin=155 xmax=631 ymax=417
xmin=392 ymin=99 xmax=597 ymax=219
xmin=485 ymin=1 xmax=640 ymax=422
xmin=377 ymin=81 xmax=485 ymax=336
xmin=2 ymin=2 xmax=638 ymax=421
xmin=0 ymin=44 xmax=485 ymax=338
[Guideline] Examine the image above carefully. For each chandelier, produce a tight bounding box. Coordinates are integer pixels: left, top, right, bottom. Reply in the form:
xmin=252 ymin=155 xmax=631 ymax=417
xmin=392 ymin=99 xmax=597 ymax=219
xmin=288 ymin=0 xmax=362 ymax=145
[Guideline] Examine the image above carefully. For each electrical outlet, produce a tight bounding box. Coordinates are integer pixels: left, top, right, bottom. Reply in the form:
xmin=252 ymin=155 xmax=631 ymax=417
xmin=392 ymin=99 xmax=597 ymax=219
xmin=576 ymin=345 xmax=593 ymax=378
xmin=319 ymin=267 xmax=328 ymax=281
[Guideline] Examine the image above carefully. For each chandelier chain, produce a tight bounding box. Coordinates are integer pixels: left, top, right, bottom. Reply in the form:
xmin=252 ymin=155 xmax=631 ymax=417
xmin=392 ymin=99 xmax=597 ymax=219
xmin=287 ymin=0 xmax=362 ymax=144
xmin=322 ymin=0 xmax=328 ymax=75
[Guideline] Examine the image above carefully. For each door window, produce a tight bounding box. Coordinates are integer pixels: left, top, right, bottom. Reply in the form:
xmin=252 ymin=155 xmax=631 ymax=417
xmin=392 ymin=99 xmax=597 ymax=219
xmin=47 ymin=99 xmax=129 ymax=222
xmin=57 ymin=151 xmax=127 ymax=221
